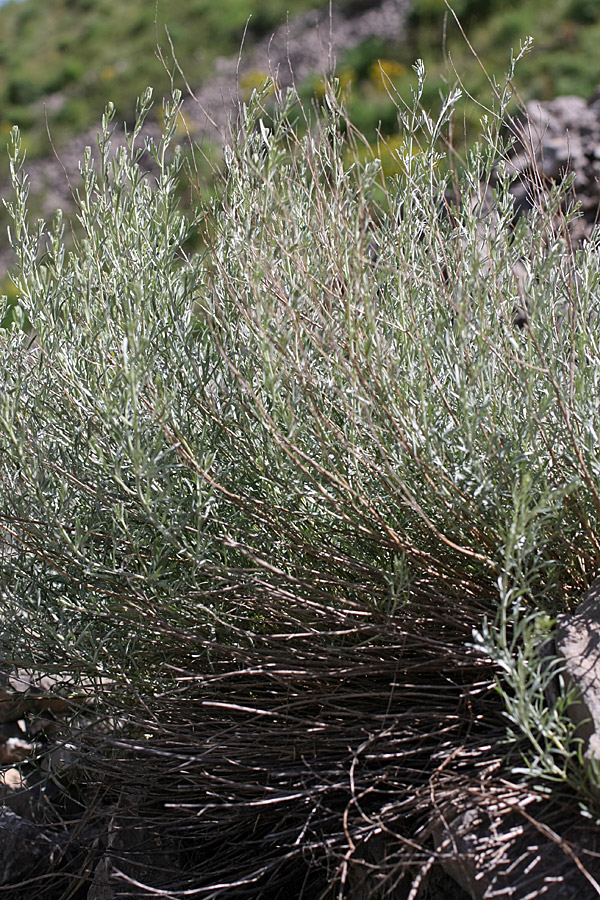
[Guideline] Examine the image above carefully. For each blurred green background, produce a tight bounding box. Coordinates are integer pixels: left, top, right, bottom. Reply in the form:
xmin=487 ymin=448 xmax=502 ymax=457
xmin=1 ymin=0 xmax=599 ymax=164
xmin=0 ymin=0 xmax=599 ymax=312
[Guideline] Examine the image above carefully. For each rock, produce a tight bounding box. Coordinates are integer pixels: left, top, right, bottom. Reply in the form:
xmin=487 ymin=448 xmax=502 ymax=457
xmin=0 ymin=763 xmax=63 ymax=821
xmin=0 ymin=807 xmax=65 ymax=885
xmin=514 ymin=96 xmax=595 ymax=176
xmin=1 ymin=736 xmax=33 ymax=761
xmin=556 ymin=576 xmax=600 ymax=758
xmin=0 ymin=767 xmax=24 ymax=789
xmin=425 ymin=580 xmax=600 ymax=898
xmin=509 ymin=91 xmax=600 ymax=237
xmin=433 ymin=793 xmax=600 ymax=900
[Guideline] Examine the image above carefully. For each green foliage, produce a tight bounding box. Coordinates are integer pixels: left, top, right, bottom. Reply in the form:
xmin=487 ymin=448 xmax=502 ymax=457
xmin=2 ymin=0 xmax=600 ymax=181
xmin=410 ymin=0 xmax=522 ymax=27
xmin=567 ymin=0 xmax=600 ymax=25
xmin=0 ymin=0 xmax=331 ymax=168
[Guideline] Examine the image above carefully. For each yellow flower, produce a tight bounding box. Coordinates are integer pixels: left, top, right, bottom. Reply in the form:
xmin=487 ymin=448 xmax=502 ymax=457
xmin=369 ymin=59 xmax=407 ymax=92
xmin=240 ymin=70 xmax=273 ymax=101
xmin=315 ymin=68 xmax=355 ymax=98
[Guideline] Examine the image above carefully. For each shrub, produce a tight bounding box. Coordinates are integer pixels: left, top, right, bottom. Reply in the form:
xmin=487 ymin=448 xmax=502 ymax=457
xmin=1 ymin=60 xmax=600 ymax=895
xmin=6 ymin=74 xmax=40 ymax=106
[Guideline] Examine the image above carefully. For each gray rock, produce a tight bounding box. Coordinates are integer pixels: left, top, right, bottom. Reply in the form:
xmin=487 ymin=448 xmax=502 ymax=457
xmin=0 ymin=807 xmax=65 ymax=885
xmin=556 ymin=576 xmax=600 ymax=758
xmin=433 ymin=794 xmax=600 ymax=900
xmin=509 ymin=91 xmax=600 ymax=236
xmin=426 ymin=580 xmax=600 ymax=899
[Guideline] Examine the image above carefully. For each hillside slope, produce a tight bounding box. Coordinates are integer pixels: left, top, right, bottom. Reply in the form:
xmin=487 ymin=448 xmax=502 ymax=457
xmin=3 ymin=0 xmax=600 ymax=279
xmin=0 ymin=0 xmax=331 ymax=160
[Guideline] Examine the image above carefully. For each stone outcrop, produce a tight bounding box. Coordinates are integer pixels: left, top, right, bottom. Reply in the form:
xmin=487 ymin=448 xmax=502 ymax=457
xmin=508 ymin=91 xmax=600 ymax=239
xmin=0 ymin=808 xmax=67 ymax=886
xmin=557 ymin=577 xmax=600 ymax=759
xmin=426 ymin=576 xmax=600 ymax=900
xmin=433 ymin=793 xmax=600 ymax=900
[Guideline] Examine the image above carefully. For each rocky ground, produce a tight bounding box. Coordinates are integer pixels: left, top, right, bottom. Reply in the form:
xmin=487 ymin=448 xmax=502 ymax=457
xmin=508 ymin=89 xmax=600 ymax=239
xmin=4 ymin=578 xmax=600 ymax=899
